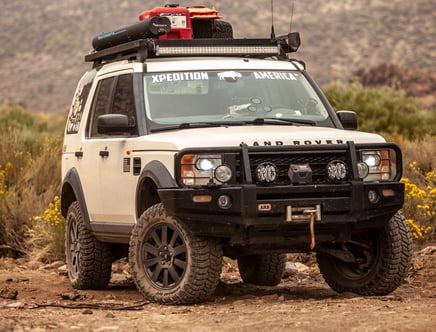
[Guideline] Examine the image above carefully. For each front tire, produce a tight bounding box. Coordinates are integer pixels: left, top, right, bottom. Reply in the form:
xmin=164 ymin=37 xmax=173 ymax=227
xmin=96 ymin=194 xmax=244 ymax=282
xmin=317 ymin=211 xmax=412 ymax=295
xmin=65 ymin=201 xmax=112 ymax=289
xmin=129 ymin=204 xmax=223 ymax=304
xmin=238 ymin=253 xmax=286 ymax=286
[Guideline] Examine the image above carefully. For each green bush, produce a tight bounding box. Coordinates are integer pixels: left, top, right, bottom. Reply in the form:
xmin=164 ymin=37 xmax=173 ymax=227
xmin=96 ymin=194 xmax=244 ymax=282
xmin=323 ymin=80 xmax=430 ymax=139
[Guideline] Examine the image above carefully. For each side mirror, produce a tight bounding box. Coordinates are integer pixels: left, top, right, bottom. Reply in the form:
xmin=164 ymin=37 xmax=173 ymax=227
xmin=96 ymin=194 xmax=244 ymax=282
xmin=97 ymin=114 xmax=135 ymax=134
xmin=336 ymin=110 xmax=358 ymax=130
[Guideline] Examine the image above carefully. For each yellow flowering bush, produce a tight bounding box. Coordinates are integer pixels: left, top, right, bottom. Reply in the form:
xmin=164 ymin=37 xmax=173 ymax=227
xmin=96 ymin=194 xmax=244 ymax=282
xmin=401 ymin=162 xmax=435 ymax=240
xmin=29 ymin=196 xmax=65 ymax=261
xmin=0 ymin=162 xmax=13 ymax=196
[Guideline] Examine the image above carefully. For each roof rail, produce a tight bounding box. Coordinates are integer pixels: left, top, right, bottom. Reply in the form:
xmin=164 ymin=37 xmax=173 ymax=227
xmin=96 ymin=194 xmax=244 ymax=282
xmin=85 ymin=33 xmax=301 ymax=68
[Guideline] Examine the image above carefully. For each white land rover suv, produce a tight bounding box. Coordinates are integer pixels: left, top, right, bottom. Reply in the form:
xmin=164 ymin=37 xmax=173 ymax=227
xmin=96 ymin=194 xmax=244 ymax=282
xmin=61 ymin=23 xmax=412 ymax=304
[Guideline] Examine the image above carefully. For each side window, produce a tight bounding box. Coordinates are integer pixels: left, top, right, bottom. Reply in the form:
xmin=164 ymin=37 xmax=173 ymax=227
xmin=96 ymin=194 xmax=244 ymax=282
xmin=87 ymin=73 xmax=137 ymax=137
xmin=87 ymin=77 xmax=114 ymax=137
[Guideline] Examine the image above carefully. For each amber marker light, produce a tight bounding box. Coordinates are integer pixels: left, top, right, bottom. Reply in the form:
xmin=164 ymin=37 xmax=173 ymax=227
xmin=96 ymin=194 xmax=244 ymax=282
xmin=192 ymin=195 xmax=212 ymax=203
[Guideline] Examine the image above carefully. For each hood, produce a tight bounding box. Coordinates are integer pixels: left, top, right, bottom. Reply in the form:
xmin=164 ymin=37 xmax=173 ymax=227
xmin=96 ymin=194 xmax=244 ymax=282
xmin=136 ymin=125 xmax=386 ymax=151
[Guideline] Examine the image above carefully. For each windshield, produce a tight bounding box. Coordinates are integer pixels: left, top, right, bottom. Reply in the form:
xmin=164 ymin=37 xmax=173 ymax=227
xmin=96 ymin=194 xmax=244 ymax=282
xmin=143 ymin=70 xmax=333 ymax=130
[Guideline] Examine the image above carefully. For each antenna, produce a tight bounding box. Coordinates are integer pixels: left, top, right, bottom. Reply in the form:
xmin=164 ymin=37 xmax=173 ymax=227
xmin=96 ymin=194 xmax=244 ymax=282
xmin=290 ymin=1 xmax=295 ymax=32
xmin=270 ymin=0 xmax=275 ymax=40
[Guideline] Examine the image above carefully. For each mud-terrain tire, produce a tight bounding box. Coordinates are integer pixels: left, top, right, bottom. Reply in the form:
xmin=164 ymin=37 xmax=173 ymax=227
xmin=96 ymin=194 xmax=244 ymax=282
xmin=214 ymin=20 xmax=233 ymax=38
xmin=65 ymin=201 xmax=112 ymax=290
xmin=129 ymin=203 xmax=223 ymax=304
xmin=317 ymin=211 xmax=412 ymax=295
xmin=238 ymin=253 xmax=286 ymax=286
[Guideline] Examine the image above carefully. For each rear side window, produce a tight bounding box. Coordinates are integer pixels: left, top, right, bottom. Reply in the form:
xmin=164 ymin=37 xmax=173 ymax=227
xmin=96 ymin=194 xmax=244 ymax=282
xmin=66 ymin=71 xmax=95 ymax=134
xmin=87 ymin=73 xmax=137 ymax=138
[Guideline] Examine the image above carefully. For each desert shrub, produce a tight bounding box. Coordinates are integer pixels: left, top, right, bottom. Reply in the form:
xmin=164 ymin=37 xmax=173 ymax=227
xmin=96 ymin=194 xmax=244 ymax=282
xmin=323 ymin=81 xmax=427 ymax=139
xmin=28 ymin=196 xmax=65 ymax=262
xmin=385 ymin=134 xmax=435 ymax=241
xmin=401 ymin=165 xmax=435 ymax=241
xmin=0 ymin=105 xmax=64 ymax=258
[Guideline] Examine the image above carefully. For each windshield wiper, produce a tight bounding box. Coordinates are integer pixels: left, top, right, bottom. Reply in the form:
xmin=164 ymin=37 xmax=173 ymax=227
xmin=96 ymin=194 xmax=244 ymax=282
xmin=149 ymin=121 xmax=246 ymax=132
xmin=247 ymin=118 xmax=316 ymax=126
xmin=149 ymin=118 xmax=315 ymax=132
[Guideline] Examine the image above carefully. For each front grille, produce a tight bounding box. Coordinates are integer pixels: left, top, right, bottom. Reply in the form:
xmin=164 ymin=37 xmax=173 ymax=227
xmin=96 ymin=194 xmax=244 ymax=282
xmin=249 ymin=151 xmax=348 ymax=185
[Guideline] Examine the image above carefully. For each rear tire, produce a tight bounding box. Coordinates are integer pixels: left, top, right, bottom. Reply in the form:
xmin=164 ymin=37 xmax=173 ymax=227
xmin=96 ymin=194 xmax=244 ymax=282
xmin=317 ymin=211 xmax=412 ymax=295
xmin=238 ymin=253 xmax=286 ymax=286
xmin=65 ymin=201 xmax=112 ymax=290
xmin=129 ymin=203 xmax=223 ymax=304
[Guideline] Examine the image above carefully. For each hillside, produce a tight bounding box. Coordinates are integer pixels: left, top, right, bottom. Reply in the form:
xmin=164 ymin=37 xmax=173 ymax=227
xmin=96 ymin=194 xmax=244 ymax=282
xmin=0 ymin=0 xmax=435 ymax=113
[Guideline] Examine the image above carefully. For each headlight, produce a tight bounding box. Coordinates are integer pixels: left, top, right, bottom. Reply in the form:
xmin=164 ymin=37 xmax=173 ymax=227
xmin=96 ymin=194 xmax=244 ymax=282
xmin=181 ymin=154 xmax=232 ymax=186
xmin=362 ymin=152 xmax=381 ymax=167
xmin=195 ymin=157 xmax=221 ymax=171
xmin=360 ymin=150 xmax=397 ymax=181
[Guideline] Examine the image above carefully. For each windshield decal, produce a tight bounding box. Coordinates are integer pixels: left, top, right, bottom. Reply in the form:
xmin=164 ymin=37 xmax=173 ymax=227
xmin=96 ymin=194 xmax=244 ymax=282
xmin=254 ymin=71 xmax=297 ymax=81
xmin=151 ymin=72 xmax=209 ymax=83
xmin=217 ymin=71 xmax=242 ymax=81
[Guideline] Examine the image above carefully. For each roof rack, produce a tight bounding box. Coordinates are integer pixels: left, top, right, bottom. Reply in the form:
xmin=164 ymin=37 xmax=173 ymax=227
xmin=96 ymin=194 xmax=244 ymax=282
xmin=85 ymin=33 xmax=301 ymax=68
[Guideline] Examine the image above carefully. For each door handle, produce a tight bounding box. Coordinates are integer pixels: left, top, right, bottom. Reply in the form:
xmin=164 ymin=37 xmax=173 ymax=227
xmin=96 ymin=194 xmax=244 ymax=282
xmin=99 ymin=150 xmax=109 ymax=157
xmin=75 ymin=151 xmax=83 ymax=158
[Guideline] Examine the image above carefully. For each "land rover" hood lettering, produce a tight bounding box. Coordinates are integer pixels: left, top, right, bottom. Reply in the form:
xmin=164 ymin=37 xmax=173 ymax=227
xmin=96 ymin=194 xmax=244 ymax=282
xmin=251 ymin=139 xmax=344 ymax=146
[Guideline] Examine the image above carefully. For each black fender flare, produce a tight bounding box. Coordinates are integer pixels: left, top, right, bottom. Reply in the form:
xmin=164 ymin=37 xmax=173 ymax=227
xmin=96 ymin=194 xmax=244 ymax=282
xmin=61 ymin=168 xmax=91 ymax=230
xmin=135 ymin=160 xmax=177 ymax=217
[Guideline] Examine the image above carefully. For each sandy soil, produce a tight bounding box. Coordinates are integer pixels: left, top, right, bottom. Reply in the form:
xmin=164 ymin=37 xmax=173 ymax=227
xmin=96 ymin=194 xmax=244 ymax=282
xmin=0 ymin=246 xmax=435 ymax=332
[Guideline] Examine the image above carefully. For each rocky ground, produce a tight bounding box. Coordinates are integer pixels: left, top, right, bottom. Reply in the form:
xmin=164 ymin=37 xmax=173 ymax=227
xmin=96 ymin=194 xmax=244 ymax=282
xmin=0 ymin=246 xmax=435 ymax=332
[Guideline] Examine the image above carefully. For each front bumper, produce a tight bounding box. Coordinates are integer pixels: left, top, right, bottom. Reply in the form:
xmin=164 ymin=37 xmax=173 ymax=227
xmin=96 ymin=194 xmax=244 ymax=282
xmin=158 ymin=181 xmax=404 ymax=230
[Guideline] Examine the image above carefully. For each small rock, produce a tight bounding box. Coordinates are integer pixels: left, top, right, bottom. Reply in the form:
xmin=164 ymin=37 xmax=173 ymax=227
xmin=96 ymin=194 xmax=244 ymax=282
xmin=41 ymin=261 xmax=65 ymax=270
xmin=0 ymin=287 xmax=18 ymax=300
xmin=419 ymin=246 xmax=436 ymax=255
xmin=283 ymin=261 xmax=298 ymax=277
xmin=122 ymin=264 xmax=130 ymax=275
xmin=82 ymin=309 xmax=93 ymax=315
xmin=4 ymin=301 xmax=24 ymax=308
xmin=60 ymin=290 xmax=80 ymax=300
xmin=421 ymin=289 xmax=433 ymax=298
xmin=261 ymin=293 xmax=279 ymax=301
xmin=294 ymin=262 xmax=310 ymax=273
xmin=57 ymin=264 xmax=67 ymax=276
xmin=110 ymin=274 xmax=128 ymax=285
xmin=105 ymin=312 xmax=115 ymax=318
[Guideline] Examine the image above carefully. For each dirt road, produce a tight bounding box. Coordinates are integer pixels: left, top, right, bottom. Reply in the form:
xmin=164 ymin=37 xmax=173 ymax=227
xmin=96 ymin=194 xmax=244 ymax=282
xmin=1 ymin=246 xmax=435 ymax=332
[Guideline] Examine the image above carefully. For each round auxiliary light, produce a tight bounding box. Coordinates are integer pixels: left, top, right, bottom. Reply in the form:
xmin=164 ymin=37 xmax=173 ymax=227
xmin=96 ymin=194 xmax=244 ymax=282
xmin=368 ymin=190 xmax=380 ymax=204
xmin=326 ymin=160 xmax=348 ymax=181
xmin=215 ymin=165 xmax=232 ymax=183
xmin=218 ymin=195 xmax=232 ymax=209
xmin=256 ymin=162 xmax=278 ymax=183
xmin=357 ymin=161 xmax=369 ymax=179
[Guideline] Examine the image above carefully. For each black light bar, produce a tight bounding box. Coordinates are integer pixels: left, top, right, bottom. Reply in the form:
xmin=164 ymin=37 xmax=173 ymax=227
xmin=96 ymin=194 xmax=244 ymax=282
xmin=85 ymin=32 xmax=301 ymax=67
xmin=152 ymin=38 xmax=282 ymax=57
